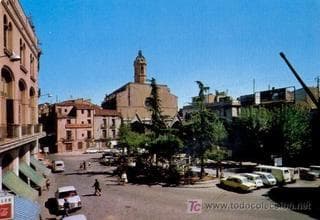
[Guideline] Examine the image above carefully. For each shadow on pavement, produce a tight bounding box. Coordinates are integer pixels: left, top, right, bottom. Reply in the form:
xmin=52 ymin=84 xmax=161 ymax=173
xmin=45 ymin=198 xmax=58 ymax=215
xmin=64 ymin=171 xmax=114 ymax=176
xmin=268 ymin=186 xmax=320 ymax=219
xmin=82 ymin=193 xmax=96 ymax=197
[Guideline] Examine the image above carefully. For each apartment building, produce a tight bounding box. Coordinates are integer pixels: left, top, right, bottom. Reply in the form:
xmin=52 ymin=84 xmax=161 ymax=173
xmin=0 ymin=0 xmax=48 ymax=201
xmin=54 ymin=99 xmax=121 ymax=153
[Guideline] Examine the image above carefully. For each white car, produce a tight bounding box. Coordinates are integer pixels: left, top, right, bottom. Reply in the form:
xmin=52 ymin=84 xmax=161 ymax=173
xmin=240 ymin=173 xmax=264 ymax=188
xmin=62 ymin=214 xmax=87 ymax=220
xmin=84 ymin=148 xmax=100 ymax=154
xmin=52 ymin=160 xmax=65 ymax=172
xmin=55 ymin=186 xmax=82 ymax=211
xmin=254 ymin=171 xmax=277 ymax=186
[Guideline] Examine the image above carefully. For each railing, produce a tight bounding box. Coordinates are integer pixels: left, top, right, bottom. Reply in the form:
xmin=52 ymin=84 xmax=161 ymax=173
xmin=7 ymin=124 xmax=21 ymax=138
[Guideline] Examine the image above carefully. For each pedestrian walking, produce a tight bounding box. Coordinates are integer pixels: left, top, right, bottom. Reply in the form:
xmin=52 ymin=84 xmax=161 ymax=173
xmin=45 ymin=179 xmax=50 ymax=191
xmin=62 ymin=198 xmax=70 ymax=217
xmin=92 ymin=179 xmax=101 ymax=196
xmin=121 ymin=172 xmax=128 ymax=185
xmin=83 ymin=161 xmax=86 ymax=170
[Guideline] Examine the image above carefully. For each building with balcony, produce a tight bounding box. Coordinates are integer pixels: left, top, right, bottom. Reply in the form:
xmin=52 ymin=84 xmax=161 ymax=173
xmin=54 ymin=99 xmax=121 ymax=153
xmin=0 ymin=0 xmax=48 ymax=201
xmin=182 ymin=92 xmax=241 ymax=122
xmin=102 ymin=50 xmax=178 ymax=124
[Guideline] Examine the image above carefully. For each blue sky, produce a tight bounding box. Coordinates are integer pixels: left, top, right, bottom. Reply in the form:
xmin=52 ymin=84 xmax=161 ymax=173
xmin=20 ymin=0 xmax=320 ymax=107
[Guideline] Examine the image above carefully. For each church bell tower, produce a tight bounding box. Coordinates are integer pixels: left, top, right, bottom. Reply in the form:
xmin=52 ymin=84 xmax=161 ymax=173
xmin=134 ymin=50 xmax=147 ymax=83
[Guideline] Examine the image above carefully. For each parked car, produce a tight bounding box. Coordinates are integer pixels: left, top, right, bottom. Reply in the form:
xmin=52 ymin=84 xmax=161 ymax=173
xmin=84 ymin=148 xmax=100 ymax=154
xmin=254 ymin=171 xmax=277 ymax=186
xmin=62 ymin=214 xmax=87 ymax=220
xmin=100 ymin=155 xmax=116 ymax=166
xmin=286 ymin=167 xmax=300 ymax=182
xmin=309 ymin=165 xmax=320 ymax=177
xmin=52 ymin=160 xmax=65 ymax=172
xmin=255 ymin=165 xmax=291 ymax=184
xmin=240 ymin=173 xmax=264 ymax=188
xmin=55 ymin=186 xmax=82 ymax=212
xmin=220 ymin=175 xmax=256 ymax=192
xmin=299 ymin=168 xmax=317 ymax=181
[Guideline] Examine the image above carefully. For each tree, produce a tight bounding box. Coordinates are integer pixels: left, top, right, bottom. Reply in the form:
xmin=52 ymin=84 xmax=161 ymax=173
xmin=272 ymin=105 xmax=311 ymax=165
xmin=235 ymin=106 xmax=273 ymax=162
xmin=184 ymin=81 xmax=227 ymax=178
xmin=118 ymin=123 xmax=148 ymax=155
xmin=146 ymin=77 xmax=167 ymax=135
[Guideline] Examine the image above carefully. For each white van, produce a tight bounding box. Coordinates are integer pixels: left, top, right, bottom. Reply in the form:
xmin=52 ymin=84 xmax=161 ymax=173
xmin=52 ymin=160 xmax=65 ymax=172
xmin=255 ymin=165 xmax=291 ymax=184
xmin=286 ymin=167 xmax=299 ymax=182
xmin=309 ymin=165 xmax=320 ymax=177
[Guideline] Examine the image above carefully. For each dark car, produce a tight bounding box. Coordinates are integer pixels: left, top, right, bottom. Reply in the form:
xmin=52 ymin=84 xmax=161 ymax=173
xmin=299 ymin=168 xmax=317 ymax=181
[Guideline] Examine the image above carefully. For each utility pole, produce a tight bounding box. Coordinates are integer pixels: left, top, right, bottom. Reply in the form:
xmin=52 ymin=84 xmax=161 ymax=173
xmin=315 ymin=76 xmax=320 ymax=101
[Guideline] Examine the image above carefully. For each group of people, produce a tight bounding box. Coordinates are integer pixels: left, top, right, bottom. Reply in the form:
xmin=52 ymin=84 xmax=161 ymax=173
xmin=79 ymin=160 xmax=91 ymax=170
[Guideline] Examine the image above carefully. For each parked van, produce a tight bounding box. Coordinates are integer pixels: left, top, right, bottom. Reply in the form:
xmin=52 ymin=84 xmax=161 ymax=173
xmin=286 ymin=167 xmax=299 ymax=182
xmin=309 ymin=165 xmax=320 ymax=177
xmin=255 ymin=165 xmax=291 ymax=184
xmin=52 ymin=160 xmax=65 ymax=172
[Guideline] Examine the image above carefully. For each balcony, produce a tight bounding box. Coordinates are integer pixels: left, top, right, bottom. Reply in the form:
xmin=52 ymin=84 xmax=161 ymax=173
xmin=0 ymin=124 xmax=43 ymax=140
xmin=0 ymin=123 xmax=45 ymax=153
xmin=65 ymin=123 xmax=92 ymax=129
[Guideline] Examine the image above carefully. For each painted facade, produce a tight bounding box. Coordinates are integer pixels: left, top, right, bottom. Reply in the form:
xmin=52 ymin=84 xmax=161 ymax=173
xmin=0 ymin=0 xmax=46 ymax=199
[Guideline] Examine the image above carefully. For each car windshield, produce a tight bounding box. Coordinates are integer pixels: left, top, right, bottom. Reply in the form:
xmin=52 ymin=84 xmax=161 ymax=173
xmin=59 ymin=190 xmax=77 ymax=198
xmin=266 ymin=174 xmax=273 ymax=179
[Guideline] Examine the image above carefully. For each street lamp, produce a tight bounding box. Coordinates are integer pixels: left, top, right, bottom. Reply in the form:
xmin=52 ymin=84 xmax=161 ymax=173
xmin=0 ymin=52 xmax=21 ymax=62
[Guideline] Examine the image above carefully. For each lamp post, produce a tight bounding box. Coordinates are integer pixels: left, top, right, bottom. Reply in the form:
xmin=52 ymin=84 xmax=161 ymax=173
xmin=0 ymin=52 xmax=21 ymax=62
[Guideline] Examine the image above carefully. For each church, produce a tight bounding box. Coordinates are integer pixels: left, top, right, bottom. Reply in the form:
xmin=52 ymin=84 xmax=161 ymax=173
xmin=102 ymin=51 xmax=178 ymax=124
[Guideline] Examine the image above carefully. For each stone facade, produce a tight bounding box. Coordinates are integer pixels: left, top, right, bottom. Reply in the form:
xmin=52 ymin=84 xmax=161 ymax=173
xmin=0 ymin=0 xmax=46 ymax=197
xmin=102 ymin=51 xmax=178 ymax=123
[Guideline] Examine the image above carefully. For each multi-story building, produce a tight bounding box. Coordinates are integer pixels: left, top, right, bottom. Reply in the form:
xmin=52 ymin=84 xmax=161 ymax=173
xmin=102 ymin=51 xmax=178 ymax=124
xmin=182 ymin=92 xmax=241 ymax=122
xmin=0 ymin=0 xmax=48 ymax=201
xmin=54 ymin=99 xmax=121 ymax=153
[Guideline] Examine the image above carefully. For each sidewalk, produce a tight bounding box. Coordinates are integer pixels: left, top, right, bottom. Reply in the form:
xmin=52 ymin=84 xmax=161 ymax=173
xmin=37 ymin=173 xmax=58 ymax=220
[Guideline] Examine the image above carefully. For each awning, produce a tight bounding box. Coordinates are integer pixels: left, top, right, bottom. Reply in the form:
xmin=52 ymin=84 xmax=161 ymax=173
xmin=14 ymin=196 xmax=41 ymax=220
xmin=2 ymin=171 xmax=38 ymax=201
xmin=30 ymin=156 xmax=51 ymax=177
xmin=19 ymin=162 xmax=46 ymax=188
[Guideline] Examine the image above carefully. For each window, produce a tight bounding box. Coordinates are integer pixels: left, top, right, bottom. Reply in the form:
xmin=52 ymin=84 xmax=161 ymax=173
xmin=112 ymin=129 xmax=116 ymax=139
xmin=66 ymin=130 xmax=72 ymax=140
xmin=58 ymin=108 xmax=62 ymax=114
xmin=30 ymin=54 xmax=34 ymax=77
xmin=112 ymin=118 xmax=115 ymax=126
xmin=87 ymin=110 xmax=91 ymax=117
xmin=78 ymin=142 xmax=83 ymax=149
xmin=103 ymin=130 xmax=107 ymax=138
xmin=67 ymin=119 xmax=71 ymax=124
xmin=66 ymin=143 xmax=72 ymax=152
xmin=87 ymin=130 xmax=92 ymax=139
xmin=87 ymin=119 xmax=91 ymax=124
xmin=103 ymin=119 xmax=107 ymax=126
xmin=81 ymin=110 xmax=84 ymax=114
xmin=64 ymin=109 xmax=67 ymax=112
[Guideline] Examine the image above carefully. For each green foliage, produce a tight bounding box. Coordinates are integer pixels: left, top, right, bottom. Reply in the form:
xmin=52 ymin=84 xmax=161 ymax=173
xmin=235 ymin=105 xmax=311 ymax=165
xmin=204 ymin=146 xmax=228 ymax=161
xmin=118 ymin=123 xmax=148 ymax=154
xmin=147 ymin=78 xmax=167 ymax=135
xmin=149 ymin=134 xmax=183 ymax=161
xmin=183 ymin=81 xmax=227 ymax=178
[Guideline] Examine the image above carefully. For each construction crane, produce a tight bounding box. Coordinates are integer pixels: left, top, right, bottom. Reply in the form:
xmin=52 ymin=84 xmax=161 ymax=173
xmin=279 ymin=52 xmax=320 ymax=110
